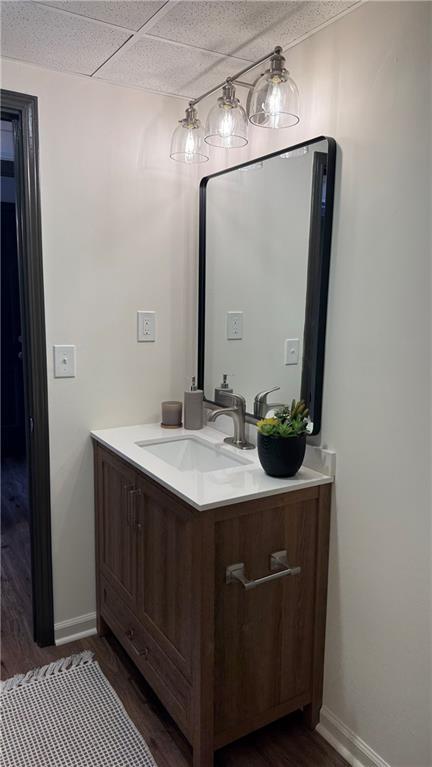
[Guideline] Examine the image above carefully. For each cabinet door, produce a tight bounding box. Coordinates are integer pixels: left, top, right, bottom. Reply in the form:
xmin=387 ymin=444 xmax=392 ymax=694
xmin=96 ymin=448 xmax=138 ymax=612
xmin=135 ymin=474 xmax=194 ymax=680
xmin=214 ymin=494 xmax=318 ymax=739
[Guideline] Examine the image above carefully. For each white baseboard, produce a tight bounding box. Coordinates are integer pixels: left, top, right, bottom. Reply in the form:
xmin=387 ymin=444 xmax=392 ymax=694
xmin=54 ymin=612 xmax=97 ymax=646
xmin=317 ymin=706 xmax=391 ymax=767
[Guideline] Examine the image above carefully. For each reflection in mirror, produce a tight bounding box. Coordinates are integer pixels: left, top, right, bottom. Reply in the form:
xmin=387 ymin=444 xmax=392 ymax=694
xmin=198 ymin=137 xmax=335 ymax=434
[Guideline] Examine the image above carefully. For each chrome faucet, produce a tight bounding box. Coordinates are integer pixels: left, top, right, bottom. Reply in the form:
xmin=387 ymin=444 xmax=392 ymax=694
xmin=208 ymin=393 xmax=255 ymax=450
xmin=254 ymin=386 xmax=282 ymax=419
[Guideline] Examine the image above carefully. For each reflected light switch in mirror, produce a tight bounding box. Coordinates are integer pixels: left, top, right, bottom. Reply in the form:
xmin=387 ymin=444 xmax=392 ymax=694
xmin=284 ymin=338 xmax=299 ymax=365
xmin=227 ymin=312 xmax=243 ymax=340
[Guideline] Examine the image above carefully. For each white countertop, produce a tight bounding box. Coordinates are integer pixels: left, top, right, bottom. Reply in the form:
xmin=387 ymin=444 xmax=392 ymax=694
xmin=91 ymin=423 xmax=333 ymax=511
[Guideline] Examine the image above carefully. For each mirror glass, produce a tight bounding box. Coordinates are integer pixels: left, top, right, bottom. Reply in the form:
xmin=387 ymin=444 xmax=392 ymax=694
xmin=198 ymin=137 xmax=335 ymax=434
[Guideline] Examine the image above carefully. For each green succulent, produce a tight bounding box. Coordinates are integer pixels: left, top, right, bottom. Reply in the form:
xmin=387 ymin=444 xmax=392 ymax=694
xmin=257 ymin=399 xmax=310 ymax=438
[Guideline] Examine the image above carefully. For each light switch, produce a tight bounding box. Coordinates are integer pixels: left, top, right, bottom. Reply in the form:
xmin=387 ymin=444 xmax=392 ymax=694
xmin=53 ymin=345 xmax=76 ymax=378
xmin=226 ymin=311 xmax=243 ymax=340
xmin=284 ymin=338 xmax=299 ymax=365
xmin=137 ymin=311 xmax=156 ymax=342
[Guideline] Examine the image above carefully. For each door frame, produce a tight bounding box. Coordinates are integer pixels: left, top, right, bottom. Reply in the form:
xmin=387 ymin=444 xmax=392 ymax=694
xmin=1 ymin=89 xmax=54 ymax=646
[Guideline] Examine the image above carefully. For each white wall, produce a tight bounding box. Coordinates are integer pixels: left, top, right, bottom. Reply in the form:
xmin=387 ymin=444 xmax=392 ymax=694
xmin=0 ymin=59 xmax=198 ymax=631
xmin=1 ymin=2 xmax=431 ymax=765
xmin=200 ymin=2 xmax=431 ymax=765
xmin=205 ymin=2 xmax=432 ymax=767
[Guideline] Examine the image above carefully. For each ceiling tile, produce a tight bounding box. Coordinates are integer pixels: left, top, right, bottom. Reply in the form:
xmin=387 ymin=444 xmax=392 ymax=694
xmin=38 ymin=1 xmax=168 ymax=32
xmin=96 ymin=36 xmax=252 ymax=98
xmin=0 ymin=1 xmax=131 ymax=75
xmin=148 ymin=0 xmax=359 ymax=61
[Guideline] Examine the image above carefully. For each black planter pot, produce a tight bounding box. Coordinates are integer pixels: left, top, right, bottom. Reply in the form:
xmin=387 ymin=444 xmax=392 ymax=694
xmin=257 ymin=432 xmax=307 ymax=478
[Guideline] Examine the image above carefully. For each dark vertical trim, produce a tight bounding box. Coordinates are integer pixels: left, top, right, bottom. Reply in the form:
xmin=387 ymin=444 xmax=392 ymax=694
xmin=301 ymin=147 xmax=334 ymax=434
xmin=197 ymin=178 xmax=208 ymax=391
xmin=1 ymin=89 xmax=54 ymax=646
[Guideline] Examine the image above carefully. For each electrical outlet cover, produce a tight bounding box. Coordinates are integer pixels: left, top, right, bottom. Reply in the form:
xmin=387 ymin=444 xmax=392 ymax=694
xmin=137 ymin=311 xmax=156 ymax=342
xmin=226 ymin=311 xmax=243 ymax=340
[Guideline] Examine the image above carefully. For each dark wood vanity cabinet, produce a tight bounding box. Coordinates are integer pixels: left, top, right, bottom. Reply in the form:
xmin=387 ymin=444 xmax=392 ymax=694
xmin=94 ymin=442 xmax=332 ymax=767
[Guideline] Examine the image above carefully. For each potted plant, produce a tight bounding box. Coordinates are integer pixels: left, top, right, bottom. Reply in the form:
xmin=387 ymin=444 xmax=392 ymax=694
xmin=256 ymin=400 xmax=310 ymax=478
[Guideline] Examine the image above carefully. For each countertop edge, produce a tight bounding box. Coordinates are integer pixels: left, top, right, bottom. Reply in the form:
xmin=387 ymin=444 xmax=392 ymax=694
xmin=91 ymin=429 xmax=333 ymax=512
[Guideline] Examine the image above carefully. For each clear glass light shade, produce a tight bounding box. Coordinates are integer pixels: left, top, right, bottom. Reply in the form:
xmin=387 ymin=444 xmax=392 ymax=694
xmin=249 ymin=73 xmax=299 ymax=129
xmin=170 ymin=122 xmax=209 ymax=163
xmin=205 ymin=101 xmax=248 ymax=148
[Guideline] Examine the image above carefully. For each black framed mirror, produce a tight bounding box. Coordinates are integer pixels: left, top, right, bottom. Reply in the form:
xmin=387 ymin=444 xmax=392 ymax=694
xmin=198 ymin=136 xmax=336 ymax=435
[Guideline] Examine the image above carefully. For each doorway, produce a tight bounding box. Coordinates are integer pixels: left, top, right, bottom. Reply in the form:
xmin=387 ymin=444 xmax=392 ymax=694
xmin=1 ymin=91 xmax=54 ymax=647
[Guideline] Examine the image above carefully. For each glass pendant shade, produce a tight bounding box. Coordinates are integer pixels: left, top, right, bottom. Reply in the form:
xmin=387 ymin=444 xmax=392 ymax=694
xmin=249 ymin=73 xmax=299 ymax=128
xmin=248 ymin=47 xmax=299 ymax=129
xmin=170 ymin=105 xmax=209 ymax=163
xmin=205 ymin=81 xmax=248 ymax=148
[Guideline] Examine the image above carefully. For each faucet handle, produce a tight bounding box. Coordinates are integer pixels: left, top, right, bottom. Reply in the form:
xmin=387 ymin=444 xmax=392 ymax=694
xmin=226 ymin=392 xmax=246 ymax=410
xmin=254 ymin=387 xmax=280 ymax=418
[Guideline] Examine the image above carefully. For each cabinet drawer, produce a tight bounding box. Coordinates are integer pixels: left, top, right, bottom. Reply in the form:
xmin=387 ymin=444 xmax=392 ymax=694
xmin=100 ymin=577 xmax=191 ymax=738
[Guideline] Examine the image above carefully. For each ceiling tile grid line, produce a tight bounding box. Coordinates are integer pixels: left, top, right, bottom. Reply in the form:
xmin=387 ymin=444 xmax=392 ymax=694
xmin=0 ymin=1 xmax=132 ymax=76
xmin=35 ymin=1 xmax=170 ymax=33
xmin=1 ymin=0 xmax=363 ymax=98
xmin=90 ymin=31 xmax=134 ymax=77
xmin=138 ymin=0 xmax=361 ymax=61
xmin=93 ymin=35 xmax=256 ymax=99
xmin=88 ymin=1 xmax=180 ymax=76
xmin=32 ymin=1 xmax=135 ymax=33
xmin=91 ymin=10 xmax=255 ymax=83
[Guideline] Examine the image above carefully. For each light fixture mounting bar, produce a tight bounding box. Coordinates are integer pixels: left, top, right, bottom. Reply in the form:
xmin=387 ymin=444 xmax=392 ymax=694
xmin=233 ymin=80 xmax=254 ymax=90
xmin=189 ymin=46 xmax=283 ymax=107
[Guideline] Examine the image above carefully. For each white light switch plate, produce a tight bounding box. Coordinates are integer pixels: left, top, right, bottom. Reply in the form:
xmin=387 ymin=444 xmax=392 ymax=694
xmin=137 ymin=311 xmax=156 ymax=342
xmin=227 ymin=311 xmax=243 ymax=340
xmin=284 ymin=338 xmax=300 ymax=365
xmin=53 ymin=345 xmax=76 ymax=378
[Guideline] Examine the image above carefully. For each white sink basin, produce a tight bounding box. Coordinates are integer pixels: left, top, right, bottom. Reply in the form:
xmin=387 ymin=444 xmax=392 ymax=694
xmin=136 ymin=436 xmax=252 ymax=473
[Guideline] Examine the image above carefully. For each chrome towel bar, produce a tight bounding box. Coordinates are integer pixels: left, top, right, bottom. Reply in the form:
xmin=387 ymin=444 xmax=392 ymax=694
xmin=225 ymin=550 xmax=301 ymax=590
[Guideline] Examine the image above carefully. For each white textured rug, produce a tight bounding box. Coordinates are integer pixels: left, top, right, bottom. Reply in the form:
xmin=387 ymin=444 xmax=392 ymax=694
xmin=1 ymin=651 xmax=157 ymax=766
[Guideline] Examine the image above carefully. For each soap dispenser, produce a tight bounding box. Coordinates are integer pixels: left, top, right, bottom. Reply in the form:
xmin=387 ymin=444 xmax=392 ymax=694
xmin=214 ymin=374 xmax=233 ymax=406
xmin=184 ymin=377 xmax=203 ymax=430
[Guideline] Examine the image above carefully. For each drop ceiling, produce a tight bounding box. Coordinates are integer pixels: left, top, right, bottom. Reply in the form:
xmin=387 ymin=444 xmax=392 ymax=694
xmin=1 ymin=0 xmax=361 ymax=100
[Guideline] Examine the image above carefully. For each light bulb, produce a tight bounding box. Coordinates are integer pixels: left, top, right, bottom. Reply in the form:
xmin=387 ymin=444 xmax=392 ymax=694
xmin=264 ymin=82 xmax=283 ymax=128
xmin=220 ymin=109 xmax=234 ymax=139
xmin=184 ymin=129 xmax=196 ymax=162
xmin=248 ymin=47 xmax=300 ymax=129
xmin=205 ymin=81 xmax=248 ymax=148
xmin=170 ymin=104 xmax=209 ymax=163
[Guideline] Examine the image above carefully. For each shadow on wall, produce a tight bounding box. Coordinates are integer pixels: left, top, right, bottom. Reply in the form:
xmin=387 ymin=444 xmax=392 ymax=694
xmin=136 ymin=110 xmax=199 ymax=398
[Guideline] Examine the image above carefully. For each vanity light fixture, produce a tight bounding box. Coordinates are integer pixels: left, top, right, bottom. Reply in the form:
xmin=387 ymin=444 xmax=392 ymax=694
xmin=170 ymin=103 xmax=209 ymax=164
xmin=248 ymin=47 xmax=299 ymax=128
xmin=205 ymin=79 xmax=248 ymax=148
xmin=170 ymin=45 xmax=299 ymax=163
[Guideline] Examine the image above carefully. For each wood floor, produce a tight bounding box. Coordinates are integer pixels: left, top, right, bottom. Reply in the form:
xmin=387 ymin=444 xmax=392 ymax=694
xmin=1 ymin=463 xmax=347 ymax=767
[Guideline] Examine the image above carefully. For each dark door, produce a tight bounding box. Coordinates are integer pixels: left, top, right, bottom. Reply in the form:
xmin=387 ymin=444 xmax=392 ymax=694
xmin=1 ymin=92 xmax=54 ymax=646
xmin=1 ymin=198 xmax=26 ymax=457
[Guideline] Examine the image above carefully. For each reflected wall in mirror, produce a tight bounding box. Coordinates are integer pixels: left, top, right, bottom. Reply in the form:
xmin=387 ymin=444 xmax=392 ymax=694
xmin=198 ymin=136 xmax=336 ymax=435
